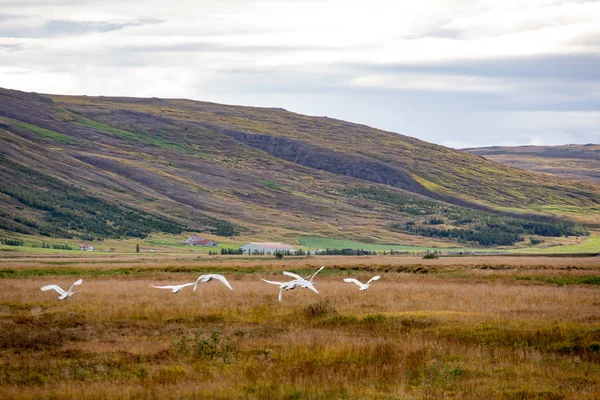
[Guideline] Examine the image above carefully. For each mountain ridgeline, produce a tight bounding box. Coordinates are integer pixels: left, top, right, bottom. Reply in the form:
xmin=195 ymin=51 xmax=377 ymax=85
xmin=0 ymin=87 xmax=598 ymax=246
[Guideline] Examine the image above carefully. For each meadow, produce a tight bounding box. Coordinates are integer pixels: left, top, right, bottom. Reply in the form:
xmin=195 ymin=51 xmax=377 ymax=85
xmin=1 ymin=254 xmax=600 ymax=399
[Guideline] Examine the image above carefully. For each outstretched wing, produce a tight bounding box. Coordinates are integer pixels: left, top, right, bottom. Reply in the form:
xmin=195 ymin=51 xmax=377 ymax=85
xmin=41 ymin=285 xmax=66 ymax=295
xmin=194 ymin=274 xmax=233 ymax=292
xmin=152 ymin=285 xmax=178 ymax=290
xmin=208 ymin=274 xmax=233 ymax=290
xmin=303 ymin=281 xmax=319 ymax=294
xmin=282 ymin=271 xmax=304 ymax=281
xmin=343 ymin=278 xmax=363 ymax=287
xmin=262 ymin=278 xmax=284 ymax=286
xmin=367 ymin=276 xmax=381 ymax=285
xmin=67 ymin=279 xmax=83 ymax=294
xmin=307 ymin=266 xmax=325 ymax=283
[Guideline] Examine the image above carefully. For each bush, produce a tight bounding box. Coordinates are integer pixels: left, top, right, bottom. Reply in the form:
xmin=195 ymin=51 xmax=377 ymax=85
xmin=423 ymin=252 xmax=439 ymax=259
xmin=2 ymin=239 xmax=23 ymax=246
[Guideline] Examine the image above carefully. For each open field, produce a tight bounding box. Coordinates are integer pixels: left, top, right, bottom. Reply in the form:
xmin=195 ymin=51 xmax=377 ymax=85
xmin=1 ymin=229 xmax=599 ymax=260
xmin=1 ymin=255 xmax=600 ymax=399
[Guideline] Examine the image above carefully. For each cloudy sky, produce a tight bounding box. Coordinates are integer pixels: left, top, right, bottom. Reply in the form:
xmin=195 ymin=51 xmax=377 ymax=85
xmin=0 ymin=0 xmax=598 ymax=148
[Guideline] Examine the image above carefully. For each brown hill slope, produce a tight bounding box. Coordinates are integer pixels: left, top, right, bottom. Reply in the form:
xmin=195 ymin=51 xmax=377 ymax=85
xmin=1 ymin=88 xmax=599 ymax=244
xmin=464 ymin=144 xmax=600 ymax=184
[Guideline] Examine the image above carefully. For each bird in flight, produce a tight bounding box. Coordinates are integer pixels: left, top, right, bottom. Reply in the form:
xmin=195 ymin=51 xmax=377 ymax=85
xmin=41 ymin=279 xmax=83 ymax=300
xmin=343 ymin=276 xmax=381 ymax=291
xmin=261 ymin=278 xmax=303 ymax=302
xmin=282 ymin=271 xmax=319 ymax=294
xmin=151 ymin=282 xmax=195 ymax=293
xmin=193 ymin=274 xmax=233 ymax=292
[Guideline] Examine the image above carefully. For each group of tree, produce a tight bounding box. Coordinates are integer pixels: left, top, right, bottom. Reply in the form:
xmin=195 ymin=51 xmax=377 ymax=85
xmin=314 ymin=248 xmax=376 ymax=256
xmin=344 ymin=185 xmax=588 ymax=247
xmin=0 ymin=157 xmax=188 ymax=240
xmin=391 ymin=215 xmax=587 ymax=246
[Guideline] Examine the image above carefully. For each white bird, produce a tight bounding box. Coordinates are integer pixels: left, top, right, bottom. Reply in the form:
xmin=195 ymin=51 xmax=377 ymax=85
xmin=151 ymin=282 xmax=195 ymax=293
xmin=193 ymin=274 xmax=233 ymax=292
xmin=343 ymin=276 xmax=381 ymax=291
xmin=261 ymin=278 xmax=302 ymax=302
xmin=282 ymin=271 xmax=320 ymax=294
xmin=41 ymin=279 xmax=83 ymax=300
xmin=305 ymin=266 xmax=325 ymax=284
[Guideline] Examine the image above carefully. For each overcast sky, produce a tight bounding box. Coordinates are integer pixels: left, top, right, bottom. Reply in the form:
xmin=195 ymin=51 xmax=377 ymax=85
xmin=0 ymin=0 xmax=599 ymax=148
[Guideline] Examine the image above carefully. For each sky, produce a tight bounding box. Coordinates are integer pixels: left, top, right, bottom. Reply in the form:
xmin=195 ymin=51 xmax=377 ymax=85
xmin=0 ymin=0 xmax=599 ymax=148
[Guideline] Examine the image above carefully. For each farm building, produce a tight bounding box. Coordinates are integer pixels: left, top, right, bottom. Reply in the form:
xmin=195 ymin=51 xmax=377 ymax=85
xmin=239 ymin=242 xmax=294 ymax=254
xmin=79 ymin=244 xmax=94 ymax=251
xmin=182 ymin=236 xmax=217 ymax=247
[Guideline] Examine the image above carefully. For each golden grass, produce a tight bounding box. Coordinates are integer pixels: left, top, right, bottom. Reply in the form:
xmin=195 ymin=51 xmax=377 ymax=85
xmin=1 ymin=256 xmax=600 ymax=399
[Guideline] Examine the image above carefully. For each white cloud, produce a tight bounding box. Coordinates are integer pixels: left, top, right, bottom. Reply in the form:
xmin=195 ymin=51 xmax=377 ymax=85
xmin=0 ymin=0 xmax=599 ymax=146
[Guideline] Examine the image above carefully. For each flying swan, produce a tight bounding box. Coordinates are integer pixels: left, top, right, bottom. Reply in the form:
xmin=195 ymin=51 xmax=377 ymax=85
xmin=41 ymin=279 xmax=83 ymax=300
xmin=193 ymin=274 xmax=233 ymax=292
xmin=151 ymin=282 xmax=195 ymax=293
xmin=261 ymin=278 xmax=302 ymax=302
xmin=343 ymin=276 xmax=381 ymax=291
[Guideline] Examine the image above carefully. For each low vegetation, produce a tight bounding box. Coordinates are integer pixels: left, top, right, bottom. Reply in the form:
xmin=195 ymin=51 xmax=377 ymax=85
xmin=0 ymin=156 xmax=186 ymax=239
xmin=343 ymin=186 xmax=588 ymax=246
xmin=0 ymin=255 xmax=599 ymax=398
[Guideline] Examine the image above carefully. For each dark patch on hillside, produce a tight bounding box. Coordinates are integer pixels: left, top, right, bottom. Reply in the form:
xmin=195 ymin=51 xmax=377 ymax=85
xmin=213 ymin=128 xmax=421 ymax=191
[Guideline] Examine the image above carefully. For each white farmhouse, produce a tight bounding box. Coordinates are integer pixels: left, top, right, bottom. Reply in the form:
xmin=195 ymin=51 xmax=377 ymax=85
xmin=239 ymin=242 xmax=294 ymax=254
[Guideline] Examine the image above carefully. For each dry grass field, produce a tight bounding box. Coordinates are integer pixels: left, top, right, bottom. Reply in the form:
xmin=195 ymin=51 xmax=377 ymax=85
xmin=1 ymin=255 xmax=600 ymax=399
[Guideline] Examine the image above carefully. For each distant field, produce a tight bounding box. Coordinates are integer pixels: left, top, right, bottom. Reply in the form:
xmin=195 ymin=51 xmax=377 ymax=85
xmin=0 ymin=255 xmax=599 ymax=399
xmin=299 ymin=235 xmax=600 ymax=254
xmin=2 ymin=232 xmax=598 ymax=259
xmin=512 ymin=234 xmax=600 ymax=254
xmin=299 ymin=236 xmax=460 ymax=252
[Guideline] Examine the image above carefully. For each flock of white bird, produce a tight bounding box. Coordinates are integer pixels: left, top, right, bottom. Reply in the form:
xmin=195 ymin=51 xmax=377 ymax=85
xmin=40 ymin=266 xmax=381 ymax=302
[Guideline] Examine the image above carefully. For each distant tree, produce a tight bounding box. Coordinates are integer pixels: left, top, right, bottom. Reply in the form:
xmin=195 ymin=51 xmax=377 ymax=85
xmin=215 ymin=221 xmax=237 ymax=237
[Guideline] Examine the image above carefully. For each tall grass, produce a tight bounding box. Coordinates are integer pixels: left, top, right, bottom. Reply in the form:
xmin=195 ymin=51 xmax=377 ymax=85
xmin=1 ymin=257 xmax=600 ymax=398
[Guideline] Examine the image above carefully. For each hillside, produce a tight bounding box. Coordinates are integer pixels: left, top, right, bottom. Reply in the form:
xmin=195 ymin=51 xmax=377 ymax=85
xmin=1 ymin=88 xmax=599 ymax=247
xmin=464 ymin=144 xmax=600 ymax=184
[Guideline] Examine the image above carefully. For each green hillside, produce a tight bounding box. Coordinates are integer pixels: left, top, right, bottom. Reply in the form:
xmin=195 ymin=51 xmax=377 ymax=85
xmin=0 ymin=87 xmax=598 ymax=248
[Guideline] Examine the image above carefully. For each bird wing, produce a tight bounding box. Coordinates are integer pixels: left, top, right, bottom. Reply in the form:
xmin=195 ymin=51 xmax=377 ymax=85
xmin=194 ymin=274 xmax=232 ymax=291
xmin=193 ymin=274 xmax=211 ymax=292
xmin=343 ymin=278 xmax=363 ymax=287
xmin=283 ymin=271 xmax=304 ymax=280
xmin=67 ymin=279 xmax=83 ymax=294
xmin=307 ymin=266 xmax=325 ymax=283
xmin=367 ymin=276 xmax=381 ymax=285
xmin=304 ymin=282 xmax=319 ymax=294
xmin=41 ymin=285 xmax=66 ymax=295
xmin=262 ymin=278 xmax=284 ymax=286
xmin=208 ymin=274 xmax=233 ymax=290
xmin=152 ymin=285 xmax=179 ymax=290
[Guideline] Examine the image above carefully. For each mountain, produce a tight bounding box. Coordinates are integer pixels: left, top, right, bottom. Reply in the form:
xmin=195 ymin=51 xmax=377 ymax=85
xmin=464 ymin=144 xmax=600 ymax=184
xmin=0 ymin=88 xmax=598 ymax=246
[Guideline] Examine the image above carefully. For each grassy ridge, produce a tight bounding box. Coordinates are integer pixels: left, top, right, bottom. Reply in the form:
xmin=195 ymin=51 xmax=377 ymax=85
xmin=0 ymin=117 xmax=76 ymax=144
xmin=2 ymin=88 xmax=600 ymax=249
